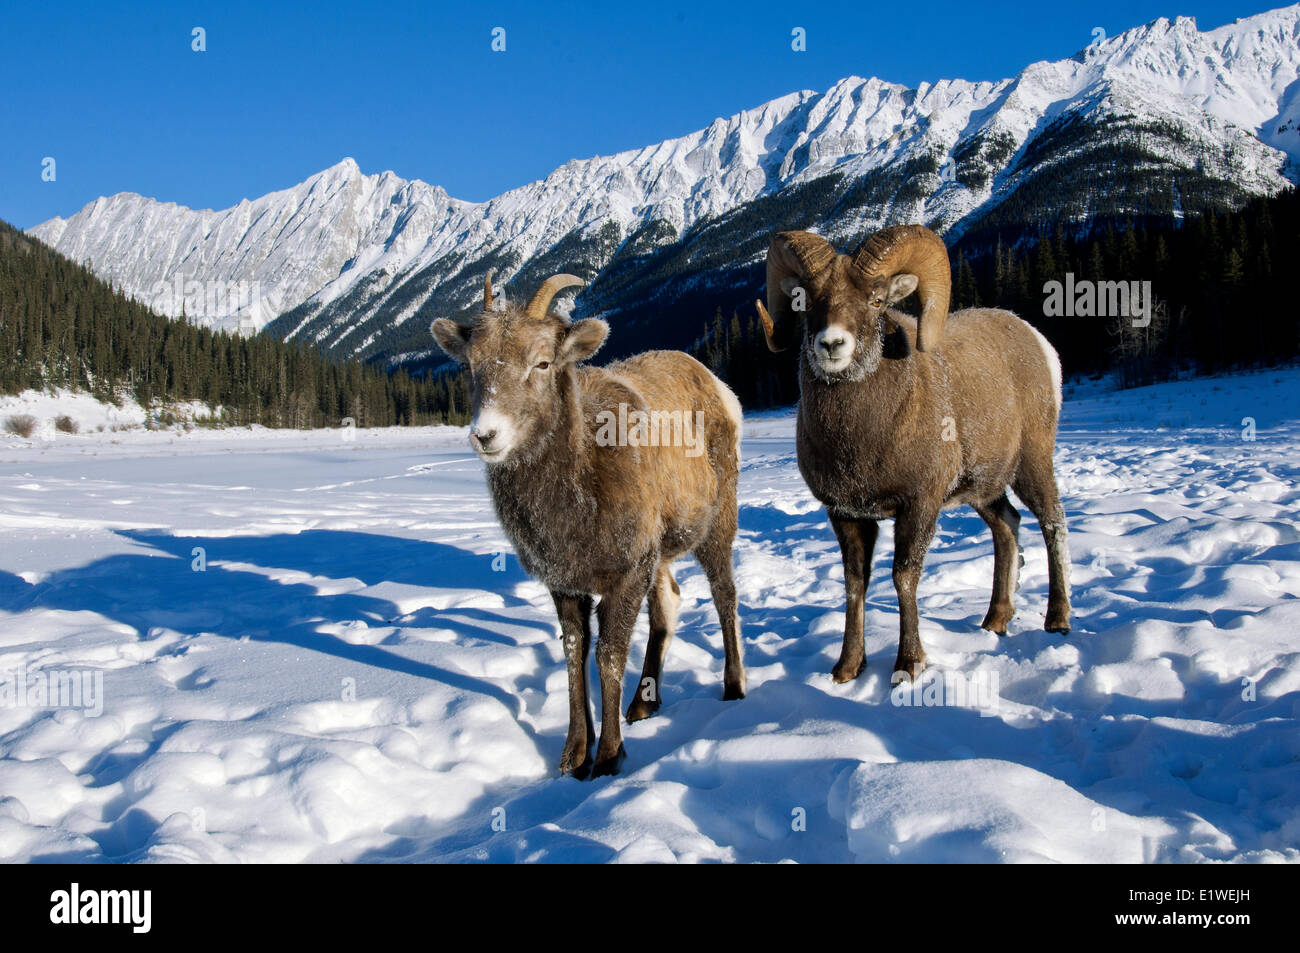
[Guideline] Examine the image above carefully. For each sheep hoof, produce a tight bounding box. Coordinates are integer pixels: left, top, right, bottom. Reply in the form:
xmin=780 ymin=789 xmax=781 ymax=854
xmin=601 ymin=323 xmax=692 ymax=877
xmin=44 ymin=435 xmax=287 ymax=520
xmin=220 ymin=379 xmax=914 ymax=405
xmin=559 ymin=741 xmax=593 ymax=779
xmin=590 ymin=744 xmax=627 ymax=779
xmin=831 ymin=658 xmax=866 ymax=683
xmin=625 ymin=697 xmax=661 ymax=722
xmin=890 ymin=658 xmax=927 ymax=684
xmin=1045 ymin=606 xmax=1071 ymax=634
xmin=722 ymin=681 xmax=747 ymax=701
xmin=980 ymin=604 xmax=1015 ymax=634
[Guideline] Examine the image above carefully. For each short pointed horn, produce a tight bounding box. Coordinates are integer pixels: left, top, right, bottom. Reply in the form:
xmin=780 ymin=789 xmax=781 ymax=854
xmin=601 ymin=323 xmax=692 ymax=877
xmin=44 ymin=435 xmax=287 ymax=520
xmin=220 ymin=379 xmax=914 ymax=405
xmin=851 ymin=225 xmax=951 ymax=352
xmin=525 ymin=274 xmax=585 ymax=320
xmin=763 ymin=231 xmax=836 ymax=352
xmin=756 ymin=300 xmax=778 ymax=353
xmin=483 ymin=271 xmax=495 ymax=312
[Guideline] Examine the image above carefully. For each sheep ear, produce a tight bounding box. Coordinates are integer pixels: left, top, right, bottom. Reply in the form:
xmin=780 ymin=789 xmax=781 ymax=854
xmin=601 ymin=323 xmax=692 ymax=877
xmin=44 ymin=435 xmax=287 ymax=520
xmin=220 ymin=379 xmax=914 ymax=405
xmin=886 ymin=273 xmax=919 ymax=305
xmin=432 ymin=318 xmax=470 ymax=364
xmin=559 ymin=319 xmax=608 ymax=365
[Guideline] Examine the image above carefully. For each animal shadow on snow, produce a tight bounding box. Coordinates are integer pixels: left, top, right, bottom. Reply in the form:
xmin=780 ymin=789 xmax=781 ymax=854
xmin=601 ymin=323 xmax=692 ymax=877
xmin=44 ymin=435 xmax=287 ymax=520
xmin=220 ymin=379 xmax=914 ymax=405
xmin=0 ymin=528 xmax=561 ymax=859
xmin=3 ymin=527 xmax=556 ymax=687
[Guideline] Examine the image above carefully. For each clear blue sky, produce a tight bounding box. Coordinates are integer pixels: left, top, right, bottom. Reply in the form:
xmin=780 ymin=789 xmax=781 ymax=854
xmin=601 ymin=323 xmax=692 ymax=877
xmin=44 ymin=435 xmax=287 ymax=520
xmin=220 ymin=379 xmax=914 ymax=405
xmin=1 ymin=0 xmax=1279 ymax=229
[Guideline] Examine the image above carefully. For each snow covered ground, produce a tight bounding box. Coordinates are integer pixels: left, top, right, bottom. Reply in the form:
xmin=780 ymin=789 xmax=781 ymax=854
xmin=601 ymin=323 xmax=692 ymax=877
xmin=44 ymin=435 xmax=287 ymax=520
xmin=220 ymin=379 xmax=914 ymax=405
xmin=1 ymin=368 xmax=1297 ymax=863
xmin=1 ymin=387 xmax=217 ymax=439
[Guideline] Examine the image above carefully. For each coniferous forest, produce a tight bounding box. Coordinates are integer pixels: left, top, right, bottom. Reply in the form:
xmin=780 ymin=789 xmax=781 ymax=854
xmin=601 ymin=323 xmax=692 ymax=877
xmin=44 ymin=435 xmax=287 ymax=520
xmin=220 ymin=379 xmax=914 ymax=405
xmin=0 ymin=219 xmax=469 ymax=427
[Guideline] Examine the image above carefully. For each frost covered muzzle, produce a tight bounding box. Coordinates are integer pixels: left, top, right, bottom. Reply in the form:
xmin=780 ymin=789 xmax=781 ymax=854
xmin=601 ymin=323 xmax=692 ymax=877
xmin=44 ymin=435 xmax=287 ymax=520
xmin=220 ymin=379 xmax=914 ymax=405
xmin=469 ymin=406 xmax=517 ymax=461
xmin=813 ymin=325 xmax=855 ymax=373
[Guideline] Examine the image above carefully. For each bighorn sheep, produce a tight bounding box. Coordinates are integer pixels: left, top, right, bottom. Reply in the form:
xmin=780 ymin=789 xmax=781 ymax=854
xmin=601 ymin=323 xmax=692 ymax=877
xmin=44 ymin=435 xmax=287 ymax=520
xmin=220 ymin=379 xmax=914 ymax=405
xmin=432 ymin=273 xmax=746 ymax=778
xmin=756 ymin=225 xmax=1071 ymax=683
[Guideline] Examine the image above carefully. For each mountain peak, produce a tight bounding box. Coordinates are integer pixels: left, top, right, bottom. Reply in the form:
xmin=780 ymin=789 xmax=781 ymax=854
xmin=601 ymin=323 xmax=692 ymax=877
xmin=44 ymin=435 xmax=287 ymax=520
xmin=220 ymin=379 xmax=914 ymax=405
xmin=317 ymin=157 xmax=363 ymax=180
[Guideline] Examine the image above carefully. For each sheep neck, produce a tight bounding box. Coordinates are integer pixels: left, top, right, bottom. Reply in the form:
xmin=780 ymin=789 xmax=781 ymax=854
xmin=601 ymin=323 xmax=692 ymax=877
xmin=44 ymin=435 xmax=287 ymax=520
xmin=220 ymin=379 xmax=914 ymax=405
xmin=797 ymin=317 xmax=919 ymax=466
xmin=484 ymin=366 xmax=597 ymax=577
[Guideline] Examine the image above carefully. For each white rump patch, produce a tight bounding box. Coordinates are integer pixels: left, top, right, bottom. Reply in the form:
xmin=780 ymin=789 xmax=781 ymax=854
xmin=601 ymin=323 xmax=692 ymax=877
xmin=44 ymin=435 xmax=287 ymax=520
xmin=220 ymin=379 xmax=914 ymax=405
xmin=1025 ymin=322 xmax=1062 ymax=412
xmin=712 ymin=374 xmax=744 ymax=464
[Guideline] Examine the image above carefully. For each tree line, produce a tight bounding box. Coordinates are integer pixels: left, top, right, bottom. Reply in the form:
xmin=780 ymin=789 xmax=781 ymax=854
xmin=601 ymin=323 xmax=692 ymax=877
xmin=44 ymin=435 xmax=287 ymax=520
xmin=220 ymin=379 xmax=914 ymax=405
xmin=0 ymin=219 xmax=469 ymax=427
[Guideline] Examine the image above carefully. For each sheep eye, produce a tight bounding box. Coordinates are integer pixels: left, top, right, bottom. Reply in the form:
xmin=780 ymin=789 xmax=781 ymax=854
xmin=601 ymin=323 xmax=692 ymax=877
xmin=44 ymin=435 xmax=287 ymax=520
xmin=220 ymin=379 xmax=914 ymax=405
xmin=535 ymin=361 xmax=551 ymax=371
xmin=870 ymin=297 xmax=883 ymax=308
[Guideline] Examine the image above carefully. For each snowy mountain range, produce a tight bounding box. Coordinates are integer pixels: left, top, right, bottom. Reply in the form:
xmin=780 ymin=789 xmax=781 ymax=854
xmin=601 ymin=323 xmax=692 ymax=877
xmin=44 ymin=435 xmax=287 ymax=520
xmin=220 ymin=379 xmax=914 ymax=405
xmin=28 ymin=4 xmax=1300 ymax=367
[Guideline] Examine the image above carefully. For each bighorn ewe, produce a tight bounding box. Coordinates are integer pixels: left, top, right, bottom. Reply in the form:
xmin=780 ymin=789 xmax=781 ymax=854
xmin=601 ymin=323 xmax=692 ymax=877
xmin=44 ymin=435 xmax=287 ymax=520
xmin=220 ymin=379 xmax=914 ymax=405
xmin=756 ymin=225 xmax=1071 ymax=683
xmin=432 ymin=273 xmax=746 ymax=778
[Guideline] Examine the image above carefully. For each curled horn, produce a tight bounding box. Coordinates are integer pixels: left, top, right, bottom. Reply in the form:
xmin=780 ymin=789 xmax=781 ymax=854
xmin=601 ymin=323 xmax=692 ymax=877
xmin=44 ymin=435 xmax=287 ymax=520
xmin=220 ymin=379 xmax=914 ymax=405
xmin=760 ymin=231 xmax=836 ymax=352
xmin=851 ymin=225 xmax=951 ymax=352
xmin=483 ymin=271 xmax=495 ymax=312
xmin=525 ymin=274 xmax=585 ymax=320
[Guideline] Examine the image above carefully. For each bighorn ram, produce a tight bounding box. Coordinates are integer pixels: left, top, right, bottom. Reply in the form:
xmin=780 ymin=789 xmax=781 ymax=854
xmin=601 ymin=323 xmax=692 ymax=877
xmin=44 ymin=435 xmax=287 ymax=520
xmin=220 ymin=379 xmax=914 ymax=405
xmin=433 ymin=274 xmax=746 ymax=778
xmin=756 ymin=225 xmax=1071 ymax=683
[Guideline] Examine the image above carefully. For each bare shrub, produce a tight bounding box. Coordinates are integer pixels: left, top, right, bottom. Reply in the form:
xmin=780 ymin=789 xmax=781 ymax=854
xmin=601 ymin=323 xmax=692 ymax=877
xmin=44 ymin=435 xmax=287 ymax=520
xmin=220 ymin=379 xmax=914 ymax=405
xmin=4 ymin=415 xmax=37 ymax=438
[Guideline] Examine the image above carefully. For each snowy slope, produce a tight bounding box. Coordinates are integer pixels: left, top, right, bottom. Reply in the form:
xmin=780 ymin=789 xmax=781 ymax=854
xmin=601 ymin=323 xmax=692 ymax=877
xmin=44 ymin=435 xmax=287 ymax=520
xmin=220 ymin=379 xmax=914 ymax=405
xmin=26 ymin=5 xmax=1300 ymax=345
xmin=0 ymin=387 xmax=220 ymax=437
xmin=1 ymin=368 xmax=1297 ymax=863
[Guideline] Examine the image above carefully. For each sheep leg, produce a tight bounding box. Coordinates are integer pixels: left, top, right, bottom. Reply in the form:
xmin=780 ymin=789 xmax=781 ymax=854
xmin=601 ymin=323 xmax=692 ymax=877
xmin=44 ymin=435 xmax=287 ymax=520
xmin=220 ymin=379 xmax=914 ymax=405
xmin=974 ymin=493 xmax=1021 ymax=634
xmin=829 ymin=514 xmax=878 ymax=682
xmin=591 ymin=559 xmax=656 ymax=778
xmin=553 ymin=591 xmax=595 ymax=779
xmin=693 ymin=507 xmax=746 ymax=701
xmin=1013 ymin=461 xmax=1072 ymax=634
xmin=627 ymin=563 xmax=680 ymax=722
xmin=890 ymin=503 xmax=938 ymax=683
